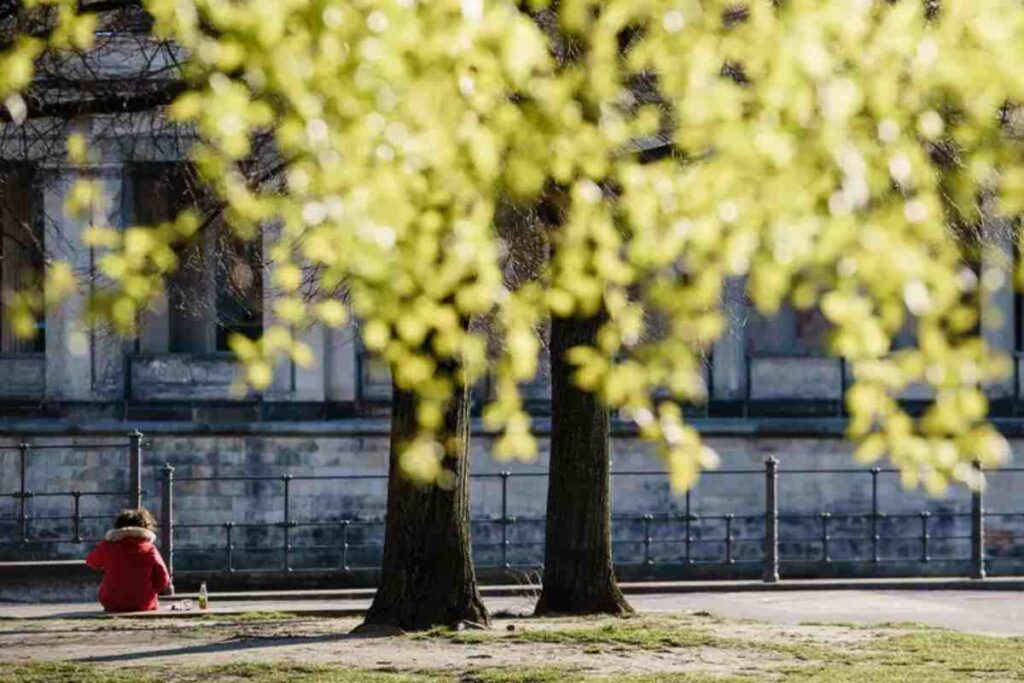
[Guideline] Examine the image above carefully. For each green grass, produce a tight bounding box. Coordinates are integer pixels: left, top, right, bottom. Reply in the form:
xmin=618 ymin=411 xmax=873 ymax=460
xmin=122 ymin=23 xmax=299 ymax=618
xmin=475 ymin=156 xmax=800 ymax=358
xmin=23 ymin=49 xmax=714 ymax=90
xmin=420 ymin=616 xmax=1024 ymax=680
xmin=422 ymin=618 xmax=719 ymax=649
xmin=7 ymin=662 xmax=148 ymax=683
xmin=225 ymin=611 xmax=299 ymax=621
xmin=796 ymin=620 xmax=940 ymax=631
xmin=457 ymin=668 xmax=572 ymax=683
xmin=461 ymin=671 xmax=751 ymax=683
xmin=778 ymin=630 xmax=1024 ymax=682
xmin=8 ymin=616 xmax=1024 ymax=682
xmin=3 ymin=662 xmax=760 ymax=683
xmin=7 ymin=662 xmax=439 ymax=683
xmin=420 ymin=615 xmax=837 ymax=662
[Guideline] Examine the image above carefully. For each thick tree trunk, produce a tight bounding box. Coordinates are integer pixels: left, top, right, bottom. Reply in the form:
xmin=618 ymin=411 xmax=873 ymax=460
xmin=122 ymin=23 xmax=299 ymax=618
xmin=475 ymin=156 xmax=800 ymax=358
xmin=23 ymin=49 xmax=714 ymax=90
xmin=361 ymin=381 xmax=489 ymax=631
xmin=535 ymin=310 xmax=633 ymax=616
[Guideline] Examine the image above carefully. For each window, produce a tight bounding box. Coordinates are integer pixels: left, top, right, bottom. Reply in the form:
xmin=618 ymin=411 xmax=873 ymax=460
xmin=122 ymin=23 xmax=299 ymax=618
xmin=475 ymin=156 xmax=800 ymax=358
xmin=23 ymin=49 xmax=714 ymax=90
xmin=130 ymin=163 xmax=262 ymax=354
xmin=0 ymin=165 xmax=44 ymax=353
xmin=1017 ymin=289 xmax=1023 ymax=355
xmin=215 ymin=232 xmax=263 ymax=351
xmin=358 ymin=345 xmax=392 ymax=403
xmin=745 ymin=304 xmax=829 ymax=357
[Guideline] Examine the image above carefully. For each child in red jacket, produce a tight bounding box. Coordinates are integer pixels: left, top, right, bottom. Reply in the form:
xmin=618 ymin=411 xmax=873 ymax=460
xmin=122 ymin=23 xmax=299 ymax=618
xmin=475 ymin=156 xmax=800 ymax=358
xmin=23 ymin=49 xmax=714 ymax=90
xmin=86 ymin=507 xmax=171 ymax=613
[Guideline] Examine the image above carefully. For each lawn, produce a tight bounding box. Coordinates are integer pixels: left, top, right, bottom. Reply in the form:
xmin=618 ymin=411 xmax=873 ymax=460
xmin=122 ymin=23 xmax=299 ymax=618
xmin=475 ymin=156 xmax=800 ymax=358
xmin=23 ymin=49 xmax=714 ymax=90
xmin=3 ymin=611 xmax=1022 ymax=682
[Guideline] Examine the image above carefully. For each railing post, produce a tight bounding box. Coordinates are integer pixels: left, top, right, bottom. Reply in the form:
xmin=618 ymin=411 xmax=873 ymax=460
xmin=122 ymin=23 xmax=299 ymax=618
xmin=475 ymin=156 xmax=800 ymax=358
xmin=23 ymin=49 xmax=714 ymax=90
xmin=763 ymin=455 xmax=779 ymax=583
xmin=820 ymin=512 xmax=831 ymax=563
xmin=224 ymin=522 xmax=235 ymax=572
xmin=18 ymin=442 xmax=29 ymax=543
xmin=643 ymin=514 xmax=654 ymax=568
xmin=160 ymin=463 xmax=175 ymax=595
xmin=971 ymin=461 xmax=986 ymax=580
xmin=72 ymin=490 xmax=82 ymax=543
xmin=684 ymin=489 xmax=693 ymax=565
xmin=500 ymin=471 xmax=510 ymax=570
xmin=340 ymin=519 xmax=350 ymax=572
xmin=920 ymin=511 xmax=931 ymax=562
xmin=282 ymin=474 xmax=292 ymax=572
xmin=128 ymin=430 xmax=143 ymax=509
xmin=724 ymin=514 xmax=735 ymax=565
xmin=870 ymin=467 xmax=880 ymax=563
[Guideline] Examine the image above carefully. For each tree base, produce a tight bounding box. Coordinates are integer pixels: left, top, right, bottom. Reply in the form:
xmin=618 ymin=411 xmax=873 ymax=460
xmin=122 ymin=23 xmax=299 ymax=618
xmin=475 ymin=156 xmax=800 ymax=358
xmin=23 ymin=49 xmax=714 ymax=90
xmin=534 ymin=577 xmax=634 ymax=617
xmin=362 ymin=588 xmax=489 ymax=632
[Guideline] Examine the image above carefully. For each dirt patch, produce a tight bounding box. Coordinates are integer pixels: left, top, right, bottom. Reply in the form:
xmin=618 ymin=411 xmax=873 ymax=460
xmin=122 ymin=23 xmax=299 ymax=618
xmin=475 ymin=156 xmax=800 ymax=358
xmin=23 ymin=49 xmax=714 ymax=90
xmin=0 ymin=612 xmax=874 ymax=679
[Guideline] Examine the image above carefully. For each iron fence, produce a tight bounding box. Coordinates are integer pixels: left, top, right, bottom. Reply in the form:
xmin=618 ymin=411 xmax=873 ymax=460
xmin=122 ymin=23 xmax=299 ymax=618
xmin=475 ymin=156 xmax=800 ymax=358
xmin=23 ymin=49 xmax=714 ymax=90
xmin=155 ymin=459 xmax=1021 ymax=584
xmin=2 ymin=433 xmax=1023 ymax=587
xmin=0 ymin=433 xmax=143 ymax=553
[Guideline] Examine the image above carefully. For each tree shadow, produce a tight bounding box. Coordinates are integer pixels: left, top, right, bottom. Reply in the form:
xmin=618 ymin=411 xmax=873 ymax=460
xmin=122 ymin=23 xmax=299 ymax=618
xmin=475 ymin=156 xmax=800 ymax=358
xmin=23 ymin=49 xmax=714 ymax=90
xmin=74 ymin=631 xmax=381 ymax=664
xmin=1 ymin=610 xmax=108 ymax=620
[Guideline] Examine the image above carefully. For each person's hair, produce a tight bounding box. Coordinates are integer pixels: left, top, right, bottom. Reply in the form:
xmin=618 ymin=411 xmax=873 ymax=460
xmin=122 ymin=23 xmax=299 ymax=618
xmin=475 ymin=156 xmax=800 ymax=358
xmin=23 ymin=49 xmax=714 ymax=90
xmin=113 ymin=507 xmax=157 ymax=531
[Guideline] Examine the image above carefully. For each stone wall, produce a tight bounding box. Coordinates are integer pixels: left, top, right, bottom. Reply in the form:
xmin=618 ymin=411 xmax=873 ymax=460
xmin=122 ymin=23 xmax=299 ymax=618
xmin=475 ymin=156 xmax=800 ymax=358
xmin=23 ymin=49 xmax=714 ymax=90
xmin=130 ymin=356 xmax=242 ymax=401
xmin=0 ymin=356 xmax=45 ymax=400
xmin=2 ymin=425 xmax=1022 ymax=581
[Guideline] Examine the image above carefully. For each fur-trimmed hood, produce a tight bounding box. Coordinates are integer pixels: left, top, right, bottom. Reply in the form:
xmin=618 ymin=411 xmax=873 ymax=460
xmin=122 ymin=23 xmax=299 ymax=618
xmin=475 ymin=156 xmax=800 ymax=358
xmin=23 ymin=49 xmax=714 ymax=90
xmin=104 ymin=527 xmax=156 ymax=543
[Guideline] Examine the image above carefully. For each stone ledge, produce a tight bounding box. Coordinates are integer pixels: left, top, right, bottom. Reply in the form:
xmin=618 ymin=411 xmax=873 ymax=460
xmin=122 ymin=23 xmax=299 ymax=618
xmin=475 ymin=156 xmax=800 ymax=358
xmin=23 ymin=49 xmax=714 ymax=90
xmin=0 ymin=414 xmax=850 ymax=437
xmin=0 ymin=355 xmax=44 ymax=400
xmin=2 ymin=559 xmax=1022 ymax=606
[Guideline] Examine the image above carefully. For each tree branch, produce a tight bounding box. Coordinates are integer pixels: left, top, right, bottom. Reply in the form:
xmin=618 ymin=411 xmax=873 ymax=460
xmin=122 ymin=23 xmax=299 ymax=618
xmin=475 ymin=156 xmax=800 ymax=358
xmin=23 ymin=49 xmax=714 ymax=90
xmin=0 ymin=79 xmax=186 ymax=122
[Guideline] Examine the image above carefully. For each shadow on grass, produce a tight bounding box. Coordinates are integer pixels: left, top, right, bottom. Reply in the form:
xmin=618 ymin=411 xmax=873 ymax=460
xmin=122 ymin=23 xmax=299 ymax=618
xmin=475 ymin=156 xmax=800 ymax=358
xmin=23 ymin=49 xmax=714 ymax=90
xmin=73 ymin=630 xmax=383 ymax=664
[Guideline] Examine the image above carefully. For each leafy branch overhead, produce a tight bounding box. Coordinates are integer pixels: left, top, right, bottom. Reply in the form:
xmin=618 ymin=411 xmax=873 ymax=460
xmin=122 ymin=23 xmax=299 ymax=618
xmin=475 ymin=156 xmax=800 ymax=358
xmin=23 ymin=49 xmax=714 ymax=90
xmin=3 ymin=0 xmax=1024 ymax=492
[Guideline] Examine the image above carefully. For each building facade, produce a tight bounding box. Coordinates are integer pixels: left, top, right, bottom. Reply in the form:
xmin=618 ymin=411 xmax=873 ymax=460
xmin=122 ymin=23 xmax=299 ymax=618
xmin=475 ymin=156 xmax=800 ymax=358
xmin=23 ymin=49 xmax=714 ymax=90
xmin=1 ymin=25 xmax=1023 ymax=587
xmin=2 ymin=147 xmax=1023 ymax=590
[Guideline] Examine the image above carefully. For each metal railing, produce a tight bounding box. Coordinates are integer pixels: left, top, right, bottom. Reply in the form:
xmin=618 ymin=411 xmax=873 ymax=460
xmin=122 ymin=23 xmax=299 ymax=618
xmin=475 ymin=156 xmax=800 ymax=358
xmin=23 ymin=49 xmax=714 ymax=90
xmin=152 ymin=459 xmax=1023 ymax=585
xmin=0 ymin=432 xmax=144 ymax=551
xmin=3 ymin=437 xmax=1023 ymax=587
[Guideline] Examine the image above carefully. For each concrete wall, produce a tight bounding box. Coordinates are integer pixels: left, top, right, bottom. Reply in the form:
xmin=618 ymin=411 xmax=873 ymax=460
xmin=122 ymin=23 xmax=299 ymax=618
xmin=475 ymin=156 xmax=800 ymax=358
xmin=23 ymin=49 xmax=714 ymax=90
xmin=2 ymin=429 xmax=1021 ymax=580
xmin=130 ymin=356 xmax=241 ymax=400
xmin=748 ymin=357 xmax=843 ymax=400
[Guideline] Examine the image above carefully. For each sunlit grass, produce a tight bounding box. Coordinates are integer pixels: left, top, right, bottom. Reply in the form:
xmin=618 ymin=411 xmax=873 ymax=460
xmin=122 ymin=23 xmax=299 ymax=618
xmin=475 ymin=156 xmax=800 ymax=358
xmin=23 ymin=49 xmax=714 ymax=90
xmin=7 ymin=616 xmax=1024 ymax=682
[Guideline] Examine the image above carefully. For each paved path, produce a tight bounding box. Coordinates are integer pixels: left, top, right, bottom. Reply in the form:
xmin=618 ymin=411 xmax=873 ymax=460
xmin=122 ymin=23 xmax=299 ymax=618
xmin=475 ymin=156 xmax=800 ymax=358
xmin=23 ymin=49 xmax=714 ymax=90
xmin=633 ymin=590 xmax=1024 ymax=636
xmin=3 ymin=589 xmax=1023 ymax=636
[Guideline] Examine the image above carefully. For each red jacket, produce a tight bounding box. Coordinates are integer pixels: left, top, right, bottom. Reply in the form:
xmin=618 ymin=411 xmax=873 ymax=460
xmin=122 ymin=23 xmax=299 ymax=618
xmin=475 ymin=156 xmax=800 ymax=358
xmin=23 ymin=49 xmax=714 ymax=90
xmin=86 ymin=527 xmax=170 ymax=612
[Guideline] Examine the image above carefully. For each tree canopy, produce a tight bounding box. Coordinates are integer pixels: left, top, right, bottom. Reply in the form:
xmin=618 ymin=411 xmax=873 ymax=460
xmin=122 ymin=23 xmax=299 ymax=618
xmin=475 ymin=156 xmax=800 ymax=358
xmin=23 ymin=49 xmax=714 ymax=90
xmin=3 ymin=0 xmax=1024 ymax=493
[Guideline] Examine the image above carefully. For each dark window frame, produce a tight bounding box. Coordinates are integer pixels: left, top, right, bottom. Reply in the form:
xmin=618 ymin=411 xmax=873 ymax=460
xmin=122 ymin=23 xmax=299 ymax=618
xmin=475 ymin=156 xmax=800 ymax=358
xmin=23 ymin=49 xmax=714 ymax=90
xmin=0 ymin=163 xmax=45 ymax=355
xmin=126 ymin=161 xmax=263 ymax=356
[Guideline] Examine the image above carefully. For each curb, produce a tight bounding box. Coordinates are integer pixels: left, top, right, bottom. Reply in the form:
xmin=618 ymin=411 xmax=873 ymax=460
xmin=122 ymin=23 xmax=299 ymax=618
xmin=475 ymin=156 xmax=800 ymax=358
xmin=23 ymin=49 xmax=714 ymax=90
xmin=166 ymin=577 xmax=1024 ymax=603
xmin=5 ymin=577 xmax=1023 ymax=620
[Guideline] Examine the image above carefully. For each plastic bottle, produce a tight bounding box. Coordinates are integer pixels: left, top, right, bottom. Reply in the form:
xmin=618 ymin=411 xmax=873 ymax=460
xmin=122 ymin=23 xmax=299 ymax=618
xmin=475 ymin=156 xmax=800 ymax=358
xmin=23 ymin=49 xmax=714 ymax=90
xmin=198 ymin=582 xmax=209 ymax=610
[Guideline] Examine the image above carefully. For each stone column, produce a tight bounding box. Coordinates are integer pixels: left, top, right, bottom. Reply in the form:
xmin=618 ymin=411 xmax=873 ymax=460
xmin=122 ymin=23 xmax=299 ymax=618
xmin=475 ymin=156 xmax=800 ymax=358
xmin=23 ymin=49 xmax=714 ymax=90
xmin=712 ymin=277 xmax=748 ymax=400
xmin=291 ymin=322 xmax=327 ymax=402
xmin=981 ymin=208 xmax=1016 ymax=399
xmin=43 ymin=162 xmax=125 ymax=400
xmin=325 ymin=323 xmax=358 ymax=402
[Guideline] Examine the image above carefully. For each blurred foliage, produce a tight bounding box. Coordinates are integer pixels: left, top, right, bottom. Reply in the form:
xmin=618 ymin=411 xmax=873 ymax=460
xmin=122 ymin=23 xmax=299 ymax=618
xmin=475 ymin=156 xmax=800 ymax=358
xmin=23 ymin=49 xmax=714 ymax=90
xmin=3 ymin=0 xmax=1024 ymax=493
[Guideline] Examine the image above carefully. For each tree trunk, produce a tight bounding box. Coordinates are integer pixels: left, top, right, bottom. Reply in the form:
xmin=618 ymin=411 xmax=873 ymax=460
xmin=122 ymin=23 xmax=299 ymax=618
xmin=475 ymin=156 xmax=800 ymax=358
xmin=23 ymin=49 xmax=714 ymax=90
xmin=535 ymin=310 xmax=633 ymax=616
xmin=361 ymin=381 xmax=489 ymax=631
